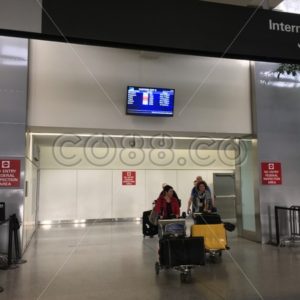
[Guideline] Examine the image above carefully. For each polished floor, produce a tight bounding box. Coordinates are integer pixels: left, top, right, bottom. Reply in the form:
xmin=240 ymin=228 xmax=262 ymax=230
xmin=0 ymin=221 xmax=300 ymax=300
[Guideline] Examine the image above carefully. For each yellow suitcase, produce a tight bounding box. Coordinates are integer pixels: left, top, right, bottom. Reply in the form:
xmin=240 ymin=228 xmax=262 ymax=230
xmin=191 ymin=224 xmax=227 ymax=250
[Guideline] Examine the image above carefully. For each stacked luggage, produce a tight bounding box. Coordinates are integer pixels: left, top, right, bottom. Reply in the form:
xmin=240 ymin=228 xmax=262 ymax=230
xmin=142 ymin=207 xmax=234 ymax=281
xmin=155 ymin=219 xmax=205 ymax=283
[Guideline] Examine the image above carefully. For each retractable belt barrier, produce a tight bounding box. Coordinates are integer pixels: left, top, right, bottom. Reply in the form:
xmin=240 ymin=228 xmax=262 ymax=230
xmin=0 ymin=204 xmax=26 ymax=293
xmin=0 ymin=214 xmax=26 ymax=270
xmin=275 ymin=206 xmax=300 ymax=246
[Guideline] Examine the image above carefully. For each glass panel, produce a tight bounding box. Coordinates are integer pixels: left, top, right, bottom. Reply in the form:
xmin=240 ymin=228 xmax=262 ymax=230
xmin=240 ymin=140 xmax=256 ymax=232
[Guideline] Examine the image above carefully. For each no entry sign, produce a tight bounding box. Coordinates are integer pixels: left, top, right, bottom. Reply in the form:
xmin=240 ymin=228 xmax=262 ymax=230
xmin=0 ymin=160 xmax=21 ymax=188
xmin=261 ymin=162 xmax=282 ymax=185
xmin=122 ymin=171 xmax=136 ymax=185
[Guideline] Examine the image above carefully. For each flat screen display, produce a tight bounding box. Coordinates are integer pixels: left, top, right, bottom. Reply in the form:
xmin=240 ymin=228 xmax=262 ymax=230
xmin=126 ymin=86 xmax=175 ymax=116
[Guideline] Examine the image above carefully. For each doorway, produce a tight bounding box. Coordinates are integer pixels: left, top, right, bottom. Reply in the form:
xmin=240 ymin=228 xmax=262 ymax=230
xmin=213 ymin=173 xmax=236 ymax=222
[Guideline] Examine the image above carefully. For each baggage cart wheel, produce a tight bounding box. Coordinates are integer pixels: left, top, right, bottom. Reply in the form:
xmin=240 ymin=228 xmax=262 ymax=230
xmin=155 ymin=262 xmax=160 ymax=275
xmin=209 ymin=254 xmax=217 ymax=264
xmin=186 ymin=270 xmax=192 ymax=282
xmin=180 ymin=270 xmax=191 ymax=283
xmin=180 ymin=272 xmax=186 ymax=283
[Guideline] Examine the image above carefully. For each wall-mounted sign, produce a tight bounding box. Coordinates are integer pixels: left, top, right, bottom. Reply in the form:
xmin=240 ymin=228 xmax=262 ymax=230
xmin=0 ymin=160 xmax=21 ymax=188
xmin=122 ymin=171 xmax=136 ymax=185
xmin=261 ymin=162 xmax=282 ymax=185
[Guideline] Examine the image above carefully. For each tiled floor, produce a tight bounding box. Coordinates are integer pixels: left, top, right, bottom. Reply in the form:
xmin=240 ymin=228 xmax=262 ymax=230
xmin=0 ymin=221 xmax=300 ymax=300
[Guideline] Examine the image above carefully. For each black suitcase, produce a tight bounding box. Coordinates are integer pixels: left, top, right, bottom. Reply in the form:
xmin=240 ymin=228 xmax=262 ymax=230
xmin=194 ymin=213 xmax=222 ymax=225
xmin=159 ymin=237 xmax=205 ymax=267
xmin=142 ymin=210 xmax=158 ymax=237
xmin=185 ymin=237 xmax=205 ymax=265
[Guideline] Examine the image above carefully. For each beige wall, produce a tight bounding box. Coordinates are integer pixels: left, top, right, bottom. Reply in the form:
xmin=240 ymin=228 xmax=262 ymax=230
xmin=28 ymin=40 xmax=252 ymax=135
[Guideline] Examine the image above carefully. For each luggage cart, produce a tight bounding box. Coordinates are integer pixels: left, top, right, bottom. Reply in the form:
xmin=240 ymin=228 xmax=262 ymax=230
xmin=155 ymin=219 xmax=205 ymax=283
xmin=191 ymin=213 xmax=228 ymax=263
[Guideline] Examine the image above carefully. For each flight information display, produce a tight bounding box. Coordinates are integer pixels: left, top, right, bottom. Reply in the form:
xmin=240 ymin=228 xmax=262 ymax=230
xmin=126 ymin=86 xmax=175 ymax=116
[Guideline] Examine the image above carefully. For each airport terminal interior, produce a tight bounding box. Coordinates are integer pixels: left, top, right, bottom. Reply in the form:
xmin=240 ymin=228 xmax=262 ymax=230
xmin=1 ymin=0 xmax=300 ymax=299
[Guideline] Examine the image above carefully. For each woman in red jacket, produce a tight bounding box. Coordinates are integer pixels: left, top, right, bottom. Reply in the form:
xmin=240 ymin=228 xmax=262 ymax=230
xmin=155 ymin=185 xmax=180 ymax=219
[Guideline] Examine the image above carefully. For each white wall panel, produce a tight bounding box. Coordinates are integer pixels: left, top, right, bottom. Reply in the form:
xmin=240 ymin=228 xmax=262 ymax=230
xmin=112 ymin=170 xmax=145 ymax=218
xmin=39 ymin=170 xmax=77 ymax=221
xmin=38 ymin=168 xmax=235 ymax=221
xmin=39 ymin=146 xmax=235 ymax=170
xmin=77 ymin=170 xmax=112 ymax=219
xmin=145 ymin=170 xmax=177 ymax=209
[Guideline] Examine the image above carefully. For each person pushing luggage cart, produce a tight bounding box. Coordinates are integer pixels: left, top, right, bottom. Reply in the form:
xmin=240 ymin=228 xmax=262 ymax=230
xmin=143 ymin=185 xmax=181 ymax=238
xmin=154 ymin=185 xmax=180 ymax=238
xmin=155 ymin=185 xmax=180 ymax=218
xmin=154 ymin=185 xmax=205 ymax=283
xmin=187 ymin=180 xmax=215 ymax=215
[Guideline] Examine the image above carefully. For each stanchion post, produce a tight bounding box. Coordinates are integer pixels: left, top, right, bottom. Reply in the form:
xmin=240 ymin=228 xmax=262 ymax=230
xmin=7 ymin=216 xmax=13 ymax=266
xmin=6 ymin=214 xmax=22 ymax=266
xmin=13 ymin=215 xmax=21 ymax=260
xmin=275 ymin=206 xmax=280 ymax=246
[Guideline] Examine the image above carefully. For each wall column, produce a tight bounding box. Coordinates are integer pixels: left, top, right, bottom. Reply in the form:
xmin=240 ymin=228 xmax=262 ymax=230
xmin=0 ymin=36 xmax=28 ymax=251
xmin=253 ymin=61 xmax=300 ymax=243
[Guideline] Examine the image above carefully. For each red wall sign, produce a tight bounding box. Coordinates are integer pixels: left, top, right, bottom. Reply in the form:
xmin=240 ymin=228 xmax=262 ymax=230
xmin=261 ymin=162 xmax=282 ymax=185
xmin=0 ymin=160 xmax=21 ymax=188
xmin=122 ymin=171 xmax=136 ymax=185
